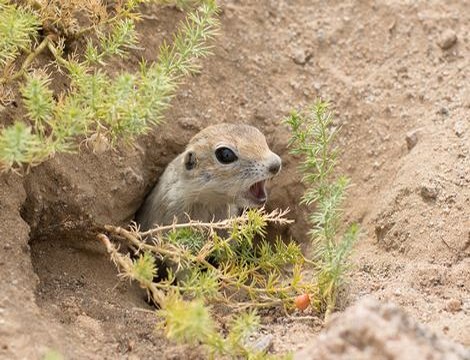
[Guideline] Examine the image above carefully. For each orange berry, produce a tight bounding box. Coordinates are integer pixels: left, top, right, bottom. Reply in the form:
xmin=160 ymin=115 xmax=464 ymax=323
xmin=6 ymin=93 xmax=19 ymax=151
xmin=295 ymin=293 xmax=310 ymax=311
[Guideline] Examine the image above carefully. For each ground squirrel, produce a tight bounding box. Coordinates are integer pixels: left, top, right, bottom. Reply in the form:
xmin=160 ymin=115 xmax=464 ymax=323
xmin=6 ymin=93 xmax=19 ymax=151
xmin=136 ymin=123 xmax=282 ymax=230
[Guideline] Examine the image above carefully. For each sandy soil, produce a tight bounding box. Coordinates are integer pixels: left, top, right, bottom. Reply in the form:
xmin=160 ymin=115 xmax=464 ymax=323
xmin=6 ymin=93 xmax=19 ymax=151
xmin=0 ymin=0 xmax=468 ymax=359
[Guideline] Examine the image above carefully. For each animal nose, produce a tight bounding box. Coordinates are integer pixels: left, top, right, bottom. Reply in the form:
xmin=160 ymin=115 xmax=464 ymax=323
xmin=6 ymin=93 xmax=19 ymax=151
xmin=268 ymin=156 xmax=282 ymax=175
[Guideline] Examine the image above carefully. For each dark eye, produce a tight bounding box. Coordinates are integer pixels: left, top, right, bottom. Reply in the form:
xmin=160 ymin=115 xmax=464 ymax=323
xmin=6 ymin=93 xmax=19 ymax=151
xmin=215 ymin=147 xmax=238 ymax=164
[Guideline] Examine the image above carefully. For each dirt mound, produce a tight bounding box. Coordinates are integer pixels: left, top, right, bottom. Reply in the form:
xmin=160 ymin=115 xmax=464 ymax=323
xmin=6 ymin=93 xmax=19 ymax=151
xmin=295 ymin=298 xmax=470 ymax=360
xmin=0 ymin=0 xmax=469 ymax=358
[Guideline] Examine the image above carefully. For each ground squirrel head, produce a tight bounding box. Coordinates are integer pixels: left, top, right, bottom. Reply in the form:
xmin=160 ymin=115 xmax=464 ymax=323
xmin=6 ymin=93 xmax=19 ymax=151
xmin=179 ymin=123 xmax=281 ymax=209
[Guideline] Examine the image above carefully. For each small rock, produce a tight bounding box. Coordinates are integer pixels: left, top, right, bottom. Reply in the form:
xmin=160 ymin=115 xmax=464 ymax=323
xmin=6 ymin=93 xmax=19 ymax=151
xmin=438 ymin=107 xmax=449 ymax=116
xmin=406 ymin=130 xmax=419 ymax=150
xmin=292 ymin=48 xmax=311 ymax=65
xmin=420 ymin=183 xmax=439 ymax=200
xmin=289 ymin=79 xmax=300 ymax=89
xmin=245 ymin=334 xmax=274 ymax=353
xmin=446 ymin=299 xmax=462 ymax=313
xmin=438 ymin=29 xmax=457 ymax=50
xmin=294 ymin=298 xmax=470 ymax=360
xmin=454 ymin=121 xmax=465 ymax=137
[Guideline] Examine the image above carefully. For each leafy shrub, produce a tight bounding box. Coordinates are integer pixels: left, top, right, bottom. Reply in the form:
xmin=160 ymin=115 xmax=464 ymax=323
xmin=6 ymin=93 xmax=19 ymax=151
xmin=285 ymin=100 xmax=359 ymax=317
xmin=99 ymin=208 xmax=310 ymax=358
xmin=0 ymin=0 xmax=219 ymax=171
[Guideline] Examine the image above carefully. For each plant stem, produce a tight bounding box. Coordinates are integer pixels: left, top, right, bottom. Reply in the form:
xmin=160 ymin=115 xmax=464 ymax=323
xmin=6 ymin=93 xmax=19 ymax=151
xmin=0 ymin=37 xmax=51 ymax=85
xmin=97 ymin=233 xmax=166 ymax=305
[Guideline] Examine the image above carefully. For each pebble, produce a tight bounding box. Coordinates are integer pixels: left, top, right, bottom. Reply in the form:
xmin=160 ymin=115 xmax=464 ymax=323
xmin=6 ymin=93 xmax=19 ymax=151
xmin=420 ymin=183 xmax=439 ymax=200
xmin=445 ymin=298 xmax=462 ymax=313
xmin=438 ymin=29 xmax=457 ymax=50
xmin=292 ymin=48 xmax=311 ymax=65
xmin=405 ymin=130 xmax=419 ymax=150
xmin=289 ymin=79 xmax=300 ymax=90
xmin=437 ymin=107 xmax=449 ymax=116
xmin=454 ymin=120 xmax=465 ymax=137
xmin=245 ymin=334 xmax=274 ymax=353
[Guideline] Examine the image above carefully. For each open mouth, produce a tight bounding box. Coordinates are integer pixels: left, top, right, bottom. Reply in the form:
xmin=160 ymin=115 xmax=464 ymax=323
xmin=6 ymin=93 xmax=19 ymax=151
xmin=249 ymin=180 xmax=267 ymax=205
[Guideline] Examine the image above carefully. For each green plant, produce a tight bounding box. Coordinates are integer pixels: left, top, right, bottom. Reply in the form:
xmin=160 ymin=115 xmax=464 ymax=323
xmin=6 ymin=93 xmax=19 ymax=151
xmin=158 ymin=294 xmax=269 ymax=359
xmin=0 ymin=0 xmax=219 ymax=171
xmin=100 ymin=208 xmax=313 ymax=311
xmin=285 ymin=100 xmax=359 ymax=318
xmin=99 ymin=208 xmax=311 ymax=358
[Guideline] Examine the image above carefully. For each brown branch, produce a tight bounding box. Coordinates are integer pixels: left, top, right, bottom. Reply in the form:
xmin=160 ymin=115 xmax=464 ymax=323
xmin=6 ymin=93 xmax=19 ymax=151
xmin=104 ymin=224 xmax=190 ymax=260
xmin=103 ymin=223 xmax=313 ymax=305
xmin=138 ymin=208 xmax=294 ymax=238
xmin=98 ymin=209 xmax=315 ymax=311
xmin=0 ymin=37 xmax=51 ymax=85
xmin=97 ymin=233 xmax=166 ymax=306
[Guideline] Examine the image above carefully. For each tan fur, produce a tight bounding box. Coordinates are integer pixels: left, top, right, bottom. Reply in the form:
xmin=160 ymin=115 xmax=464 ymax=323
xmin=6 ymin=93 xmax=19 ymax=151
xmin=136 ymin=123 xmax=281 ymax=230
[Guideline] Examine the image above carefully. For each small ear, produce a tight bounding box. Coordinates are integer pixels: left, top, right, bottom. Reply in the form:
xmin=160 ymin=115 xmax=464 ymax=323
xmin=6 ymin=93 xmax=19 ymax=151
xmin=184 ymin=150 xmax=197 ymax=170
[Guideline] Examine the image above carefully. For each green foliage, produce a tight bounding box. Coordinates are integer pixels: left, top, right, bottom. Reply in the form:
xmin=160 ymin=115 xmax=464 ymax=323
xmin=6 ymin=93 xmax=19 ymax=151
xmin=285 ymin=100 xmax=359 ymax=317
xmin=0 ymin=122 xmax=46 ymax=169
xmin=166 ymin=227 xmax=207 ymax=253
xmin=179 ymin=267 xmax=219 ymax=299
xmin=100 ymin=208 xmax=311 ymax=358
xmin=309 ymin=177 xmax=349 ymax=241
xmin=285 ymin=101 xmax=339 ymax=206
xmin=21 ymin=73 xmax=54 ymax=134
xmin=256 ymin=238 xmax=303 ymax=272
xmin=231 ymin=206 xmax=268 ymax=246
xmin=132 ymin=252 xmax=157 ymax=286
xmin=104 ymin=209 xmax=312 ymax=310
xmin=158 ymin=293 xmax=268 ymax=358
xmin=158 ymin=294 xmax=216 ymax=345
xmin=316 ymin=223 xmax=358 ymax=311
xmin=226 ymin=310 xmax=260 ymax=346
xmin=0 ymin=1 xmax=40 ymax=67
xmin=85 ymin=19 xmax=138 ymax=64
xmin=0 ymin=0 xmax=219 ymax=170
